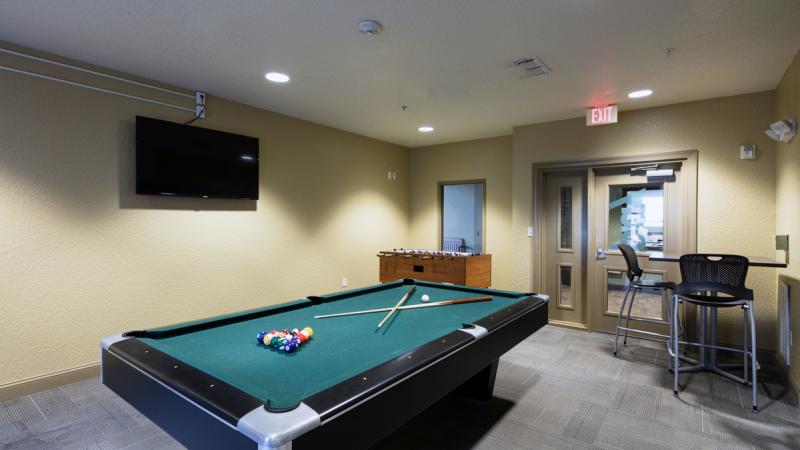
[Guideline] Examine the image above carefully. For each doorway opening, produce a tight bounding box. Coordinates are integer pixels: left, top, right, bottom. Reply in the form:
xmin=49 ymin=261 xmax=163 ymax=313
xmin=439 ymin=181 xmax=485 ymax=254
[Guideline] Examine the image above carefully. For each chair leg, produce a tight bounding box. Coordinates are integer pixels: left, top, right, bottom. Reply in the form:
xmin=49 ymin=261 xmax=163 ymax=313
xmin=663 ymin=289 xmax=674 ymax=370
xmin=743 ymin=305 xmax=749 ymax=385
xmin=623 ymin=287 xmax=638 ymax=345
xmin=677 ymin=292 xmax=687 ymax=356
xmin=699 ymin=306 xmax=707 ymax=365
xmin=673 ymin=294 xmax=680 ymax=397
xmin=748 ymin=301 xmax=758 ymax=413
xmin=613 ymin=282 xmax=632 ymax=356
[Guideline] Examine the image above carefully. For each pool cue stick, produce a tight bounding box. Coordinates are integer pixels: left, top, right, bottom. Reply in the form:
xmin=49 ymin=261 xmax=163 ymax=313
xmin=314 ymin=296 xmax=492 ymax=319
xmin=376 ymin=286 xmax=416 ymax=329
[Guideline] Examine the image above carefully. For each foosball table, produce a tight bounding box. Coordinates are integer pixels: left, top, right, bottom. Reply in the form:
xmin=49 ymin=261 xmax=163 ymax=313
xmin=378 ymin=249 xmax=492 ymax=287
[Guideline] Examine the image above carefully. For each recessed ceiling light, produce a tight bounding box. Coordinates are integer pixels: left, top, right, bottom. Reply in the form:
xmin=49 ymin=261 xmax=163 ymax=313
xmin=418 ymin=125 xmax=434 ymax=133
xmin=628 ymin=89 xmax=653 ymax=99
xmin=265 ymin=72 xmax=290 ymax=83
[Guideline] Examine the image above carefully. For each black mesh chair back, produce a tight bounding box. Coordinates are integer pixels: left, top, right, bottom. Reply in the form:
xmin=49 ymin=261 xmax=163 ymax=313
xmin=617 ymin=244 xmax=643 ymax=281
xmin=676 ymin=254 xmax=753 ymax=300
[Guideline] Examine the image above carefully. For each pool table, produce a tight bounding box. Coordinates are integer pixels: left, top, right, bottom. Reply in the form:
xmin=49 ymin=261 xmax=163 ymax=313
xmin=101 ymin=279 xmax=548 ymax=449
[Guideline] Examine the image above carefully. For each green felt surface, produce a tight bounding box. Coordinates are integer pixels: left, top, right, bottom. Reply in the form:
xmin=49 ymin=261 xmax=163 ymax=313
xmin=139 ymin=281 xmax=529 ymax=410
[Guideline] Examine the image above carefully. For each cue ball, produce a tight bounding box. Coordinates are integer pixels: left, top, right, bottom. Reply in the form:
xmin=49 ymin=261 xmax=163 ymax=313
xmin=421 ymin=294 xmax=430 ymax=302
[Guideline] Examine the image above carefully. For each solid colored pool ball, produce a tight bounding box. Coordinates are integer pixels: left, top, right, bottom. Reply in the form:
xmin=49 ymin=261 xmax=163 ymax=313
xmin=421 ymin=294 xmax=430 ymax=302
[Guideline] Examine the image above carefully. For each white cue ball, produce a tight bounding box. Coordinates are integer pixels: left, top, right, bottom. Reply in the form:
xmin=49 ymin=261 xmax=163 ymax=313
xmin=421 ymin=294 xmax=430 ymax=302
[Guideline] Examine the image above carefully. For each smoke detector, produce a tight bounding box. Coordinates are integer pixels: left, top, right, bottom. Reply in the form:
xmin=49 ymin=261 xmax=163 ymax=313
xmin=358 ymin=20 xmax=383 ymax=36
xmin=512 ymin=57 xmax=551 ymax=78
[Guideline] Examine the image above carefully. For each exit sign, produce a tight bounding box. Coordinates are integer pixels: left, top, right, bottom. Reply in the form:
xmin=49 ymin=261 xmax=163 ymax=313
xmin=586 ymin=105 xmax=618 ymax=126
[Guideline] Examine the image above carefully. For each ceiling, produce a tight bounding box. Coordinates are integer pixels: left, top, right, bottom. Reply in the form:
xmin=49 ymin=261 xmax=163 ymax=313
xmin=1 ymin=0 xmax=799 ymax=147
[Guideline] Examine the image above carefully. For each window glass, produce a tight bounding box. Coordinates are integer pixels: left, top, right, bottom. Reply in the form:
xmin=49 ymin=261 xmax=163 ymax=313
xmin=608 ymin=185 xmax=664 ymax=252
xmin=558 ymin=265 xmax=572 ymax=308
xmin=559 ymin=186 xmax=572 ymax=249
xmin=606 ymin=270 xmax=664 ymax=319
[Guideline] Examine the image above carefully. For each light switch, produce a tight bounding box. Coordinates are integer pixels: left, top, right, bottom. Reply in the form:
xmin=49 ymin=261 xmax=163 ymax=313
xmin=527 ymin=227 xmax=534 ymax=237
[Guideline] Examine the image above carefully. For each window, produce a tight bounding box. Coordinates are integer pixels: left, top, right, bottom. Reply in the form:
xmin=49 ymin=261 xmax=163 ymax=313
xmin=441 ymin=182 xmax=485 ymax=254
xmin=558 ymin=264 xmax=573 ymax=308
xmin=559 ymin=186 xmax=572 ymax=250
xmin=608 ymin=184 xmax=664 ymax=252
xmin=606 ymin=269 xmax=665 ymax=320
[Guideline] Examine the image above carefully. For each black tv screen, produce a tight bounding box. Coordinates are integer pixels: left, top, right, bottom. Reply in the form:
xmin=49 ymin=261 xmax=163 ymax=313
xmin=135 ymin=116 xmax=259 ymax=199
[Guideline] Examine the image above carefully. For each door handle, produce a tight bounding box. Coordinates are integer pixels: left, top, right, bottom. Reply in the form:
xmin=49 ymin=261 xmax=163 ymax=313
xmin=596 ymin=248 xmax=607 ymax=260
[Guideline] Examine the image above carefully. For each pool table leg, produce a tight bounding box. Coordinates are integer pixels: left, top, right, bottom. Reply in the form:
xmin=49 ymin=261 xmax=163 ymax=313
xmin=457 ymin=359 xmax=499 ymax=402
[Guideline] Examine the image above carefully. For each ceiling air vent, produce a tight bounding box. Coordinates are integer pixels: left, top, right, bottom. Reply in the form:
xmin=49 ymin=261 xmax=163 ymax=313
xmin=513 ymin=57 xmax=551 ymax=78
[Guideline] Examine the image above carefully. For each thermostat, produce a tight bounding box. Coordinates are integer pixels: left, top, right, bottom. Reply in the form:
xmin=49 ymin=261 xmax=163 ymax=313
xmin=740 ymin=144 xmax=757 ymax=160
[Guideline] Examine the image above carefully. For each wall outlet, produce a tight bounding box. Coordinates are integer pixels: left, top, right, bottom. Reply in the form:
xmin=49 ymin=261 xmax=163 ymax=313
xmin=341 ymin=277 xmax=348 ymax=287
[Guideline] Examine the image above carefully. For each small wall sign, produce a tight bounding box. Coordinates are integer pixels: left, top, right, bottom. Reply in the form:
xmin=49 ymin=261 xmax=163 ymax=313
xmin=586 ymin=105 xmax=618 ymax=126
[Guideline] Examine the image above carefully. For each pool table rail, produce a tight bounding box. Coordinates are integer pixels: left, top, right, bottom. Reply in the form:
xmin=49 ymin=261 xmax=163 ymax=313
xmin=103 ymin=336 xmax=264 ymax=425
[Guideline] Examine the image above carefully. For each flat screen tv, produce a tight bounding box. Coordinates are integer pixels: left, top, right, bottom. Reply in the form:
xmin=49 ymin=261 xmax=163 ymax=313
xmin=135 ymin=116 xmax=259 ymax=199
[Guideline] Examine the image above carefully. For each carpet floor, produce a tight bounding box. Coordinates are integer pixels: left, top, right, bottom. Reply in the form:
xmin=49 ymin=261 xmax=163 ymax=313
xmin=2 ymin=326 xmax=798 ymax=449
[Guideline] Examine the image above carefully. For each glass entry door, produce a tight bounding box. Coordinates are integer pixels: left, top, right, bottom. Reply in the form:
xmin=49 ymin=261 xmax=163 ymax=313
xmin=591 ymin=167 xmax=684 ymax=334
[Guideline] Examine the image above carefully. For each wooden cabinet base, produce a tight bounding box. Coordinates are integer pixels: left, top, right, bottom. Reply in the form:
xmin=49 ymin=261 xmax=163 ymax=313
xmin=378 ymin=254 xmax=491 ymax=287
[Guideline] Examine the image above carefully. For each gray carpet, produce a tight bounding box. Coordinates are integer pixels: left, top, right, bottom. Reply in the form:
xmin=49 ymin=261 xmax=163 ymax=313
xmin=2 ymin=326 xmax=799 ymax=449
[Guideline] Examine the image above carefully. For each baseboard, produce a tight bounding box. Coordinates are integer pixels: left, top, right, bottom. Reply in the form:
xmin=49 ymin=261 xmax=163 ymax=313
xmin=548 ymin=319 xmax=589 ymax=331
xmin=775 ymin=353 xmax=800 ymax=407
xmin=0 ymin=362 xmax=99 ymax=402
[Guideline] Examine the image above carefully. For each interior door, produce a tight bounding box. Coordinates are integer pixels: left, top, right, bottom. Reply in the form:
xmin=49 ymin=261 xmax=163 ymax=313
xmin=591 ymin=166 xmax=685 ymax=333
xmin=544 ymin=172 xmax=586 ymax=328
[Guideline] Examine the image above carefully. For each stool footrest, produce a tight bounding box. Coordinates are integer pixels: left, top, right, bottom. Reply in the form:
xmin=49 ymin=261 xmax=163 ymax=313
xmin=624 ymin=316 xmax=671 ymax=326
xmin=616 ymin=326 xmax=671 ymax=340
xmin=674 ymin=340 xmax=753 ymax=356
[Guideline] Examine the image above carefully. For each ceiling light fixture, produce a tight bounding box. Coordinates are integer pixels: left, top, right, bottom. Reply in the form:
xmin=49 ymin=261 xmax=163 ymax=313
xmin=265 ymin=72 xmax=290 ymax=83
xmin=418 ymin=126 xmax=434 ymax=133
xmin=628 ymin=89 xmax=653 ymax=99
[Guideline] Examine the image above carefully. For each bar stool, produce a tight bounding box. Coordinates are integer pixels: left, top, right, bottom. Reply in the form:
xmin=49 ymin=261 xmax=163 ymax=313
xmin=613 ymin=244 xmax=677 ymax=356
xmin=671 ymin=254 xmax=758 ymax=412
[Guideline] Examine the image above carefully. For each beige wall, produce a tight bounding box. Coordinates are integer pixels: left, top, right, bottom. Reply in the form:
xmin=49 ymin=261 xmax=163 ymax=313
xmin=2 ymin=41 xmax=792 ymax=392
xmin=511 ymin=92 xmax=778 ymax=348
xmin=409 ymin=136 xmax=513 ymax=289
xmin=0 ymin=47 xmax=409 ymax=388
xmin=775 ymin=49 xmax=800 ymax=390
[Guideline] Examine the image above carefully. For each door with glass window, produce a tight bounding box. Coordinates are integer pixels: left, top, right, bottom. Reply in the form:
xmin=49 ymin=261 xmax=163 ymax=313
xmin=544 ymin=172 xmax=586 ymax=328
xmin=591 ymin=167 xmax=685 ymax=333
